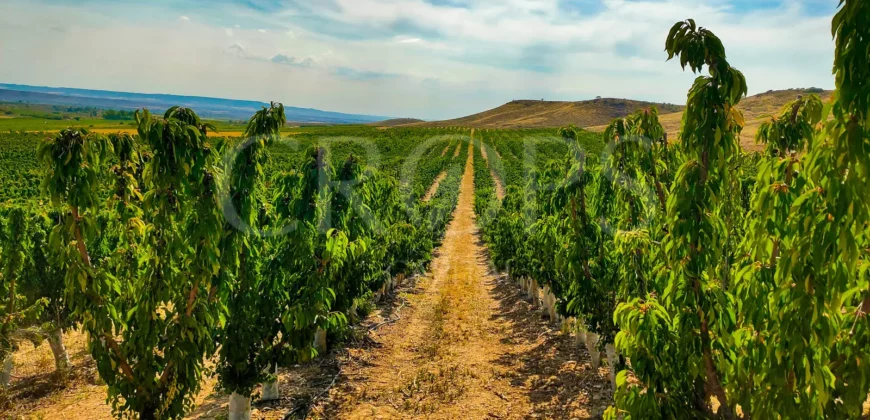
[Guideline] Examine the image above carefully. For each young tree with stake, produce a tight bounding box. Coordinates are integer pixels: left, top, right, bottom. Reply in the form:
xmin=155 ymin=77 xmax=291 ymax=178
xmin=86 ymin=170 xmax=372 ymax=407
xmin=216 ymin=103 xmax=290 ymax=419
xmin=40 ymin=110 xmax=225 ymax=419
xmin=610 ymin=19 xmax=747 ymax=419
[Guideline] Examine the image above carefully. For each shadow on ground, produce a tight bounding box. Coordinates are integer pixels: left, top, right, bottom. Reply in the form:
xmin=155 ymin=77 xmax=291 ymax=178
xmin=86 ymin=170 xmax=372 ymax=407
xmin=479 ymin=235 xmax=612 ymax=419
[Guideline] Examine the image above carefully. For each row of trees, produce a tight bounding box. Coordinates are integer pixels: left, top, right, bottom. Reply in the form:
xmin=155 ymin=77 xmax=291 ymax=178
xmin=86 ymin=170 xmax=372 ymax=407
xmin=1 ymin=103 xmax=465 ymax=418
xmin=477 ymin=1 xmax=870 ymax=418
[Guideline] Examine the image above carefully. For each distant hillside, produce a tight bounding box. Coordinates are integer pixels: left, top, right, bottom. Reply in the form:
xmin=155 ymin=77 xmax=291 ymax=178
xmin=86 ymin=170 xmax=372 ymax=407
xmin=588 ymin=88 xmax=835 ymax=151
xmin=0 ymin=83 xmax=391 ymax=124
xmin=368 ymin=118 xmax=425 ymax=127
xmin=418 ymin=98 xmax=684 ymax=129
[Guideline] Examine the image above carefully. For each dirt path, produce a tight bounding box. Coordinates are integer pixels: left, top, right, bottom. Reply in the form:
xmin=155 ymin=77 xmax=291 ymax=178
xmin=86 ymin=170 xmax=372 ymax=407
xmin=479 ymin=137 xmax=506 ymax=200
xmin=440 ymin=143 xmax=452 ymax=157
xmin=316 ymin=143 xmax=609 ymax=419
xmin=422 ymin=171 xmax=448 ymax=202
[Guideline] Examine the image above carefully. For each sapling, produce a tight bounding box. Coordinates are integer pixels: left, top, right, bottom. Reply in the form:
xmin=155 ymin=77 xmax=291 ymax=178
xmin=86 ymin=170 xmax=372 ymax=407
xmin=216 ymin=103 xmax=288 ymax=417
xmin=40 ymin=110 xmax=225 ymax=419
xmin=611 ymin=19 xmax=747 ymax=419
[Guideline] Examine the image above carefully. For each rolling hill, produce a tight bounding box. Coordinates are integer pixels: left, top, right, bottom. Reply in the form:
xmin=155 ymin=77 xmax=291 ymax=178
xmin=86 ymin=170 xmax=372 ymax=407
xmin=411 ymin=98 xmax=684 ymax=129
xmin=0 ymin=83 xmax=391 ymax=124
xmin=368 ymin=118 xmax=426 ymax=127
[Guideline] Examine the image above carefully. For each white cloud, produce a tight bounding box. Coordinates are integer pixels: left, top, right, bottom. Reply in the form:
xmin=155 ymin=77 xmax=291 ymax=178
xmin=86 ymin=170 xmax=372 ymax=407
xmin=222 ymin=43 xmax=246 ymax=58
xmin=179 ymin=15 xmax=190 ymax=22
xmin=271 ymin=54 xmax=317 ymax=68
xmin=0 ymin=0 xmax=839 ymax=120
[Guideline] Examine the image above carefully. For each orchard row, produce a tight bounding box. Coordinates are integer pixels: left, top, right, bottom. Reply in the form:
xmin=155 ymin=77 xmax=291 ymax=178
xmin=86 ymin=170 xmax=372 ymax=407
xmin=474 ymin=3 xmax=870 ymax=419
xmin=0 ymin=109 xmax=481 ymax=418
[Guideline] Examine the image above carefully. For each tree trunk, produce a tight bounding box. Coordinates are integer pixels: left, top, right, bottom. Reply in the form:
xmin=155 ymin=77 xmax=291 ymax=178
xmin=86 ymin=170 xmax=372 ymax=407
xmin=47 ymin=328 xmax=71 ymax=372
xmin=228 ymin=392 xmax=252 ymax=420
xmin=0 ymin=354 xmax=13 ymax=388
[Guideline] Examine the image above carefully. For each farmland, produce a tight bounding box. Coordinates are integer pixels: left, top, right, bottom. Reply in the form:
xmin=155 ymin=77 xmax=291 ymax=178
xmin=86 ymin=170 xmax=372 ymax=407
xmin=2 ymin=3 xmax=870 ymax=420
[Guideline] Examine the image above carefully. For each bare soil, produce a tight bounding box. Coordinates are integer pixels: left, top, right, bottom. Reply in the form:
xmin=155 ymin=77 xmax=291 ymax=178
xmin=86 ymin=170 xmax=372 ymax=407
xmin=440 ymin=143 xmax=452 ymax=157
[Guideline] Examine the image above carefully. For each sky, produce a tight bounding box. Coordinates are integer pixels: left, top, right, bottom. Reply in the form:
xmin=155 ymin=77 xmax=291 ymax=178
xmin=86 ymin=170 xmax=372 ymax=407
xmin=0 ymin=0 xmax=839 ymax=120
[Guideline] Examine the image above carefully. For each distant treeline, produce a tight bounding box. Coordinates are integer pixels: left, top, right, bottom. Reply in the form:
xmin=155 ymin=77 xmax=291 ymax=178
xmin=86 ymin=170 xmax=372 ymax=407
xmin=101 ymin=109 xmax=135 ymax=120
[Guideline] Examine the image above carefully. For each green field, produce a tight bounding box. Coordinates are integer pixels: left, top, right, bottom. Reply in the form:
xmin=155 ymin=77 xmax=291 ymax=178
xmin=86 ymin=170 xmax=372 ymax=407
xmin=0 ymin=102 xmax=331 ymax=133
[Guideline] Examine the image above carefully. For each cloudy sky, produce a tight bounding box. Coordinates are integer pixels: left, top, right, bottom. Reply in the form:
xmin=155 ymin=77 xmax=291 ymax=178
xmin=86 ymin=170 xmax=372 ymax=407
xmin=0 ymin=0 xmax=837 ymax=120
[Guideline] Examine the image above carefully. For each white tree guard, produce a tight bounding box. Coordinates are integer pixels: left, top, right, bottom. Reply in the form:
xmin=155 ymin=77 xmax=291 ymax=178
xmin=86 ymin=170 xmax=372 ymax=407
xmin=605 ymin=343 xmax=618 ymax=394
xmin=47 ymin=328 xmax=71 ymax=372
xmin=228 ymin=392 xmax=252 ymax=420
xmin=528 ymin=279 xmax=540 ymax=306
xmin=0 ymin=355 xmax=13 ymax=388
xmin=585 ymin=332 xmax=600 ymax=369
xmin=260 ymin=363 xmax=279 ymax=401
xmin=314 ymin=327 xmax=328 ymax=355
xmin=540 ymin=284 xmax=550 ymax=316
xmin=547 ymin=291 xmax=557 ymax=321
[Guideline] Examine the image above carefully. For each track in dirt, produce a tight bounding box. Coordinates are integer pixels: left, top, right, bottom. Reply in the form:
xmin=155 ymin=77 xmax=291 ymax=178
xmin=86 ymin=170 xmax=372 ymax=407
xmin=478 ymin=133 xmax=506 ymax=200
xmin=316 ymin=143 xmax=610 ymax=419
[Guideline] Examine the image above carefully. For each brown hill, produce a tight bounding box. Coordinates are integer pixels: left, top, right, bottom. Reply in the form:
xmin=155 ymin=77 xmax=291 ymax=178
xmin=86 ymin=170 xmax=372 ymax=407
xmin=368 ymin=118 xmax=425 ymax=127
xmin=589 ymin=88 xmax=834 ymax=151
xmin=417 ymin=98 xmax=683 ymax=129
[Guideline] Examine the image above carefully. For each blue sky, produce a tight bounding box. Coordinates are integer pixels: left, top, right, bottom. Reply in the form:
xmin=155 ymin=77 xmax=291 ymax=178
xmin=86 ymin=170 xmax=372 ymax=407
xmin=0 ymin=0 xmax=838 ymax=119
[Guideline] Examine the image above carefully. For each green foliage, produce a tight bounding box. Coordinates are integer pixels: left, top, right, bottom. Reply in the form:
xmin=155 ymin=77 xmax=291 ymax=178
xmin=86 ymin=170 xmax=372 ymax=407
xmin=4 ymin=11 xmax=865 ymax=415
xmin=0 ymin=119 xmax=468 ymax=415
xmin=755 ymin=95 xmax=824 ymax=156
xmin=39 ymin=109 xmax=225 ymax=419
xmin=0 ymin=133 xmax=43 ymax=201
xmin=611 ymin=19 xmax=748 ymax=419
xmin=1 ymin=208 xmax=47 ymax=362
xmin=217 ymin=102 xmax=290 ymax=396
xmin=20 ymin=212 xmax=71 ymax=332
xmin=729 ymin=1 xmax=870 ymax=417
xmin=102 ymin=109 xmax=135 ymax=121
